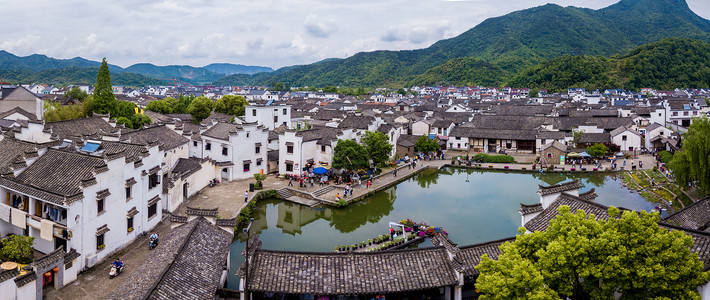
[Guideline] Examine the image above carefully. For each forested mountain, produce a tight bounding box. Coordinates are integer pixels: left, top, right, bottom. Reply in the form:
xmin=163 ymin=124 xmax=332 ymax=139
xmin=215 ymin=0 xmax=710 ymax=87
xmin=0 ymin=67 xmax=166 ymax=87
xmin=123 ymin=63 xmax=224 ymax=85
xmin=507 ymin=38 xmax=710 ymax=91
xmin=0 ymin=51 xmax=122 ymax=72
xmin=203 ymin=63 xmax=273 ymax=75
xmin=0 ymin=52 xmax=272 ymax=85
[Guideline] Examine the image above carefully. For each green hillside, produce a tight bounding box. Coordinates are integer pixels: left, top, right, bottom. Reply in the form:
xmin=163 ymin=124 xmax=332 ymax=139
xmin=215 ymin=0 xmax=710 ymax=87
xmin=123 ymin=63 xmax=224 ymax=85
xmin=0 ymin=66 xmax=166 ymax=87
xmin=507 ymin=38 xmax=710 ymax=91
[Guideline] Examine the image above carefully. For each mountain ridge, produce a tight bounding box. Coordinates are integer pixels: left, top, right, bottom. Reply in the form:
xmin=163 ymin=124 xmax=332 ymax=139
xmin=216 ymin=0 xmax=710 ymax=87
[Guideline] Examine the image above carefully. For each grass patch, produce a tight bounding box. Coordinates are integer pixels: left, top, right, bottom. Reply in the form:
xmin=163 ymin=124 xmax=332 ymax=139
xmin=631 ymin=172 xmax=649 ymax=188
xmin=643 ymin=170 xmax=668 ymax=184
xmin=621 ymin=172 xmax=642 ymax=190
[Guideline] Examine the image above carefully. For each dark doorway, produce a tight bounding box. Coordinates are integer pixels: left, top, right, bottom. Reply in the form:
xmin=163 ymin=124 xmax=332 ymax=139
xmin=183 ymin=183 xmax=189 ymax=199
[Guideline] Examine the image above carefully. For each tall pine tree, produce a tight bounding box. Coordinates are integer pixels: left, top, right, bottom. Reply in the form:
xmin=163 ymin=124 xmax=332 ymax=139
xmin=92 ymin=58 xmax=117 ymax=115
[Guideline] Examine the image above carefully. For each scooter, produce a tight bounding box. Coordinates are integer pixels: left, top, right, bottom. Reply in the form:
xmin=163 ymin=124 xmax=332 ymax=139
xmin=208 ymin=179 xmax=220 ymax=187
xmin=149 ymin=237 xmax=159 ymax=250
xmin=109 ymin=262 xmax=124 ymax=279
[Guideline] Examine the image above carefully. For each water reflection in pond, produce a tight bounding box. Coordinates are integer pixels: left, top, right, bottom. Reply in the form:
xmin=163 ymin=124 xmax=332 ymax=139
xmin=226 ymin=168 xmax=656 ymax=289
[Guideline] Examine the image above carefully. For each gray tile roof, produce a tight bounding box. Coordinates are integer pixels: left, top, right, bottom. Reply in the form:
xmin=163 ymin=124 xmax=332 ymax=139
xmin=0 ymin=137 xmax=43 ymax=174
xmin=121 ymin=125 xmax=189 ymax=151
xmin=457 ymin=237 xmax=516 ymax=276
xmin=201 ymin=122 xmax=242 ymax=141
xmin=171 ymin=158 xmax=204 ymax=179
xmin=663 ymin=198 xmax=710 ymax=231
xmin=10 ymin=148 xmax=105 ymax=203
xmin=44 ymin=116 xmax=118 ymax=141
xmin=110 ymin=217 xmax=233 ymax=300
xmin=525 ymin=192 xmax=612 ymax=233
xmin=338 ymin=115 xmax=374 ymax=130
xmin=537 ymin=179 xmax=582 ymax=196
xmin=519 ymin=203 xmax=544 ymax=215
xmin=245 ymin=247 xmax=458 ymax=295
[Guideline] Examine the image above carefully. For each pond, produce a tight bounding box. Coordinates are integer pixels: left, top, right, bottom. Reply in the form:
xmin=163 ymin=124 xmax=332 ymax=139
xmin=226 ymin=167 xmax=658 ymax=289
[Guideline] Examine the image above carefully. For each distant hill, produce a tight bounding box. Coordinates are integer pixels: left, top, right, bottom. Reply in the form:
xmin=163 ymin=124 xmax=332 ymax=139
xmin=221 ymin=0 xmax=710 ymax=87
xmin=122 ymin=63 xmax=225 ymax=85
xmin=507 ymin=38 xmax=710 ymax=92
xmin=0 ymin=50 xmax=123 ymax=72
xmin=0 ymin=51 xmax=273 ymax=85
xmin=0 ymin=66 xmax=166 ymax=87
xmin=203 ymin=63 xmax=273 ymax=75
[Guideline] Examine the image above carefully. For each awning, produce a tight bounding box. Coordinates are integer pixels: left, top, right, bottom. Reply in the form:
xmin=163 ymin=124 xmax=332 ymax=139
xmin=125 ymin=177 xmax=137 ymax=187
xmin=148 ymin=195 xmax=160 ymax=206
xmin=96 ymin=189 xmax=111 ymax=199
xmin=149 ymin=166 xmax=161 ymax=175
xmin=256 ymin=158 xmax=263 ymax=163
xmin=243 ymin=160 xmax=252 ymax=164
xmin=95 ymin=225 xmax=110 ymax=236
xmin=255 ymin=142 xmax=262 ymax=146
xmin=127 ymin=207 xmax=139 ymax=218
xmin=285 ymin=142 xmax=294 ymax=146
xmin=285 ymin=160 xmax=294 ymax=164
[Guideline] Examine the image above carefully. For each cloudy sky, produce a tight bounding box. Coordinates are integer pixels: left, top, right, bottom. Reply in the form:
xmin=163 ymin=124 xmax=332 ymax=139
xmin=2 ymin=0 xmax=709 ymax=69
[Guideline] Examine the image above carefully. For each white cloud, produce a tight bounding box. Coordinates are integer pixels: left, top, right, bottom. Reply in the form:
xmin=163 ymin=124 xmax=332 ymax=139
xmin=0 ymin=0 xmax=708 ymax=69
xmin=304 ymin=14 xmax=338 ymax=38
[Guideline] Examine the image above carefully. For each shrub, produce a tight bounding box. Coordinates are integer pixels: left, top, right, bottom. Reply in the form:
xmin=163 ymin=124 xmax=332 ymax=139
xmin=659 ymin=151 xmax=674 ymax=164
xmin=472 ymin=153 xmax=515 ymax=163
xmin=0 ymin=235 xmax=34 ymax=264
xmin=335 ymin=199 xmax=347 ymax=207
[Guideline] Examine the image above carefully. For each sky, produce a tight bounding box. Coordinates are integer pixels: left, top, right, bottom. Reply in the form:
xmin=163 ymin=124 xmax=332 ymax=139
xmin=2 ymin=0 xmax=709 ymax=70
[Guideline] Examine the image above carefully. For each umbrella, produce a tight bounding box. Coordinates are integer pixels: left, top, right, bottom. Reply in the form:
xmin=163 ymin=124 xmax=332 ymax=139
xmin=579 ymin=152 xmax=592 ymax=158
xmin=313 ymin=167 xmax=328 ymax=175
xmin=567 ymin=152 xmax=580 ymax=157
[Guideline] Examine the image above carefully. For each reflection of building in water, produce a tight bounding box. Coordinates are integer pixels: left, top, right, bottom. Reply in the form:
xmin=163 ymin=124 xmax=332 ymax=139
xmin=276 ymin=202 xmax=332 ymax=235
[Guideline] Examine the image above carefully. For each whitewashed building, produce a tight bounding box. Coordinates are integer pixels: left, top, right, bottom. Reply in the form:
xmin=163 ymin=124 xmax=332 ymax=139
xmin=245 ymin=105 xmax=291 ymax=130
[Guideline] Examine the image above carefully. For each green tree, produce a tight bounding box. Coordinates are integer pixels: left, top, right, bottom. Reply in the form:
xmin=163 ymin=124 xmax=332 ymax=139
xmin=113 ymin=100 xmax=137 ymax=119
xmin=528 ymin=88 xmax=539 ymax=98
xmin=92 ymin=58 xmax=118 ymax=115
xmin=187 ymin=96 xmax=215 ymax=123
xmin=586 ymin=143 xmax=609 ymax=157
xmin=415 ymin=135 xmax=439 ymax=154
xmin=332 ymin=139 xmax=369 ymax=170
xmin=396 ymin=88 xmax=406 ymax=95
xmin=116 ymin=117 xmax=133 ymax=128
xmin=572 ymin=130 xmax=584 ymax=146
xmin=669 ymin=117 xmax=710 ymax=193
xmin=145 ymin=99 xmax=174 ymax=114
xmin=361 ymin=131 xmax=393 ymax=166
xmin=130 ymin=114 xmax=152 ymax=129
xmin=0 ymin=235 xmax=34 ymax=264
xmin=253 ymin=173 xmax=268 ymax=189
xmin=65 ymin=86 xmax=88 ymax=101
xmin=215 ymin=95 xmax=248 ymax=116
xmin=476 ymin=206 xmax=709 ymax=299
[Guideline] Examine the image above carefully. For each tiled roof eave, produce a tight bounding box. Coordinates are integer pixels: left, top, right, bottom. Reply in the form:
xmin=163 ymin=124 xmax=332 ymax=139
xmin=0 ymin=177 xmax=71 ymax=205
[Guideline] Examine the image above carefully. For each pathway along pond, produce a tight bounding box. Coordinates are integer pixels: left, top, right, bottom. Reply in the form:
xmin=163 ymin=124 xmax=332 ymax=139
xmin=226 ymin=167 xmax=660 ymax=289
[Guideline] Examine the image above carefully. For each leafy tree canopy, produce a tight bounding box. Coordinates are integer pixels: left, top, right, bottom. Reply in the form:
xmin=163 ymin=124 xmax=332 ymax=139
xmin=65 ymin=86 xmax=88 ymax=101
xmin=0 ymin=235 xmax=34 ymax=264
xmin=361 ymin=131 xmax=393 ymax=166
xmin=130 ymin=113 xmax=152 ymax=129
xmin=415 ymin=135 xmax=439 ymax=154
xmin=113 ymin=100 xmax=137 ymax=119
xmin=215 ymin=95 xmax=248 ymax=116
xmin=476 ymin=206 xmax=709 ymax=300
xmin=91 ymin=58 xmax=118 ymax=115
xmin=670 ymin=116 xmax=710 ymax=194
xmin=145 ymin=99 xmax=174 ymax=114
xmin=187 ymin=96 xmax=215 ymax=123
xmin=332 ymin=139 xmax=369 ymax=170
xmin=586 ymin=143 xmax=609 ymax=157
